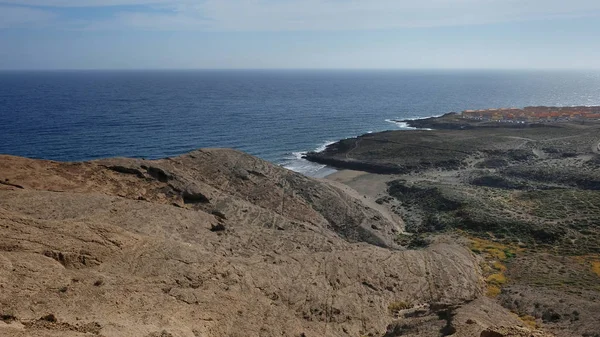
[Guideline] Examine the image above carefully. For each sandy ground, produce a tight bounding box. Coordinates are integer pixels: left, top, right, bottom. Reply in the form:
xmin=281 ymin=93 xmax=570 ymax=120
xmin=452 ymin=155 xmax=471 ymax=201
xmin=323 ymin=170 xmax=408 ymax=233
xmin=325 ymin=170 xmax=390 ymax=198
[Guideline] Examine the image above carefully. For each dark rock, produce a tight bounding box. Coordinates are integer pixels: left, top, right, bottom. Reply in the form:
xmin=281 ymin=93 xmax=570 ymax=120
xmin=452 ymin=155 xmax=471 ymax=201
xmin=40 ymin=314 xmax=57 ymax=323
xmin=0 ymin=314 xmax=16 ymax=323
xmin=480 ymin=330 xmax=503 ymax=337
xmin=383 ymin=323 xmax=414 ymax=337
xmin=146 ymin=166 xmax=171 ymax=182
xmin=107 ymin=165 xmax=145 ymax=178
xmin=211 ymin=210 xmax=227 ymax=220
xmin=210 ymin=223 xmax=226 ymax=232
xmin=0 ymin=180 xmax=24 ymax=189
xmin=182 ymin=185 xmax=210 ymax=204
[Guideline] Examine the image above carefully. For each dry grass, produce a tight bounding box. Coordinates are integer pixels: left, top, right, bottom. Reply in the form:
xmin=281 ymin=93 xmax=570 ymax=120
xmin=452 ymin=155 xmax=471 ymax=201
xmin=469 ymin=237 xmax=520 ymax=261
xmin=572 ymin=255 xmax=600 ymax=278
xmin=487 ymin=285 xmax=501 ymax=297
xmin=493 ymin=261 xmax=507 ymax=272
xmin=469 ymin=237 xmax=517 ymax=297
xmin=487 ymin=273 xmax=508 ymax=285
xmin=592 ymin=261 xmax=600 ymax=277
xmin=519 ymin=315 xmax=538 ymax=329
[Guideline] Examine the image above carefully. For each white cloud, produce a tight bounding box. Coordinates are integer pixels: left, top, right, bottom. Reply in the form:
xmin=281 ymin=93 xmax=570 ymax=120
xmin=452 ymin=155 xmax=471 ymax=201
xmin=3 ymin=0 xmax=600 ymax=31
xmin=0 ymin=5 xmax=56 ymax=28
xmin=0 ymin=0 xmax=172 ymax=7
xmin=101 ymin=0 xmax=600 ymax=31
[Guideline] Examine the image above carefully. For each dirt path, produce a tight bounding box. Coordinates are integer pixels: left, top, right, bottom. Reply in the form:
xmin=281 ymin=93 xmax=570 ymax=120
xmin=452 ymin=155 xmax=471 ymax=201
xmin=345 ymin=139 xmax=362 ymax=159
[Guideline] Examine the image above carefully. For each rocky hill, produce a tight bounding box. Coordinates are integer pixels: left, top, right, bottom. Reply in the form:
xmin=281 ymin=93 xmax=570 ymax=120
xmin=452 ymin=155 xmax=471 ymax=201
xmin=0 ymin=149 xmax=550 ymax=336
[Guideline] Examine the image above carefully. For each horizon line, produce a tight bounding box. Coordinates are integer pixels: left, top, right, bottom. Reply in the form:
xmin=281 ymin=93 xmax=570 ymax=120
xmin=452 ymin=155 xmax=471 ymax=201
xmin=1 ymin=67 xmax=600 ymax=72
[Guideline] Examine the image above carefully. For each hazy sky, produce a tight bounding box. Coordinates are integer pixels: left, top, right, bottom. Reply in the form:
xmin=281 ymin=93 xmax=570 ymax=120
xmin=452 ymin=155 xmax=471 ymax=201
xmin=1 ymin=0 xmax=600 ymax=69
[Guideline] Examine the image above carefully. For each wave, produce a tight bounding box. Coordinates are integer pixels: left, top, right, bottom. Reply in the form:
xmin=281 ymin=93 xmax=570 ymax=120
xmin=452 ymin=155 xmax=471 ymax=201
xmin=290 ymin=140 xmax=334 ymax=159
xmin=401 ymin=114 xmax=444 ymax=121
xmin=385 ymin=119 xmax=416 ymax=129
xmin=281 ymin=114 xmax=440 ymax=177
xmin=314 ymin=140 xmax=336 ymax=153
xmin=385 ymin=119 xmax=434 ymax=130
xmin=385 ymin=115 xmax=436 ymax=130
xmin=281 ymin=140 xmax=337 ymax=177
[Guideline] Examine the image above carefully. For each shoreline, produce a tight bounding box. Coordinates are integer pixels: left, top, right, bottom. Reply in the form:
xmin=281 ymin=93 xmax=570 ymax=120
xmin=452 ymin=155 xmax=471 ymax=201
xmin=295 ymin=114 xmax=443 ymax=177
xmin=302 ymin=110 xmax=600 ymax=174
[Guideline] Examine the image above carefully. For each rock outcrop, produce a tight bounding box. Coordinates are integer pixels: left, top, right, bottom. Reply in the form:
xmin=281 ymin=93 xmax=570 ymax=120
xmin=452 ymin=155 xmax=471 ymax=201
xmin=0 ymin=149 xmax=541 ymax=336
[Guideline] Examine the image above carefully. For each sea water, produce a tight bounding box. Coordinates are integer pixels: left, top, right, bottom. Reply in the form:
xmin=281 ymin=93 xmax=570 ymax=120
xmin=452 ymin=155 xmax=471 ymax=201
xmin=1 ymin=69 xmax=600 ymax=176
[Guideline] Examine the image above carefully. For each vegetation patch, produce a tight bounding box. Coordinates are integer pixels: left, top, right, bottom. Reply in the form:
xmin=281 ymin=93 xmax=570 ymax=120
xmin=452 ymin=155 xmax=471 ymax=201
xmin=486 ymin=285 xmax=501 ymax=297
xmin=387 ymin=178 xmax=600 ymax=253
xmin=469 ymin=237 xmax=520 ymax=297
xmin=469 ymin=238 xmax=520 ymax=262
xmin=487 ymin=273 xmax=507 ymax=285
xmin=591 ymin=261 xmax=600 ymax=278
xmin=475 ymin=157 xmax=508 ymax=169
xmin=503 ymin=166 xmax=600 ymax=191
xmin=469 ymin=174 xmax=526 ymax=190
xmin=492 ymin=261 xmax=507 ymax=272
xmin=387 ymin=180 xmax=462 ymax=213
xmin=519 ymin=315 xmax=538 ymax=329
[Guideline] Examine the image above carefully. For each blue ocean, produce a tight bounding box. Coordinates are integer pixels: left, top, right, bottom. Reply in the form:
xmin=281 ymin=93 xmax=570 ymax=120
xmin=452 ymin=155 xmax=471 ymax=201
xmin=1 ymin=70 xmax=600 ymax=176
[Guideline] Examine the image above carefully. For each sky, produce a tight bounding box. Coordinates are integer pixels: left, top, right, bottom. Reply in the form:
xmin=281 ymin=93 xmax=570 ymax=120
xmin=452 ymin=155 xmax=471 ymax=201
xmin=1 ymin=0 xmax=600 ymax=70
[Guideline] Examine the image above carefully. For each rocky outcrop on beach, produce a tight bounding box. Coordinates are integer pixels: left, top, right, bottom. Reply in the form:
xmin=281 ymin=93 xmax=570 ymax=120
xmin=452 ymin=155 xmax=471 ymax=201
xmin=0 ymin=149 xmax=549 ymax=336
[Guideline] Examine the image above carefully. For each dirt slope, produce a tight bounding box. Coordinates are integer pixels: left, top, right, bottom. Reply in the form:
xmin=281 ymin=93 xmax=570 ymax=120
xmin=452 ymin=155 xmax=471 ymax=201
xmin=0 ymin=149 xmax=546 ymax=336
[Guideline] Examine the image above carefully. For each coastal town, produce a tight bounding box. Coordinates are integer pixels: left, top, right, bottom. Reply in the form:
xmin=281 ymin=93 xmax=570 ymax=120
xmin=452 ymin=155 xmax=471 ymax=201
xmin=462 ymin=106 xmax=600 ymax=123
